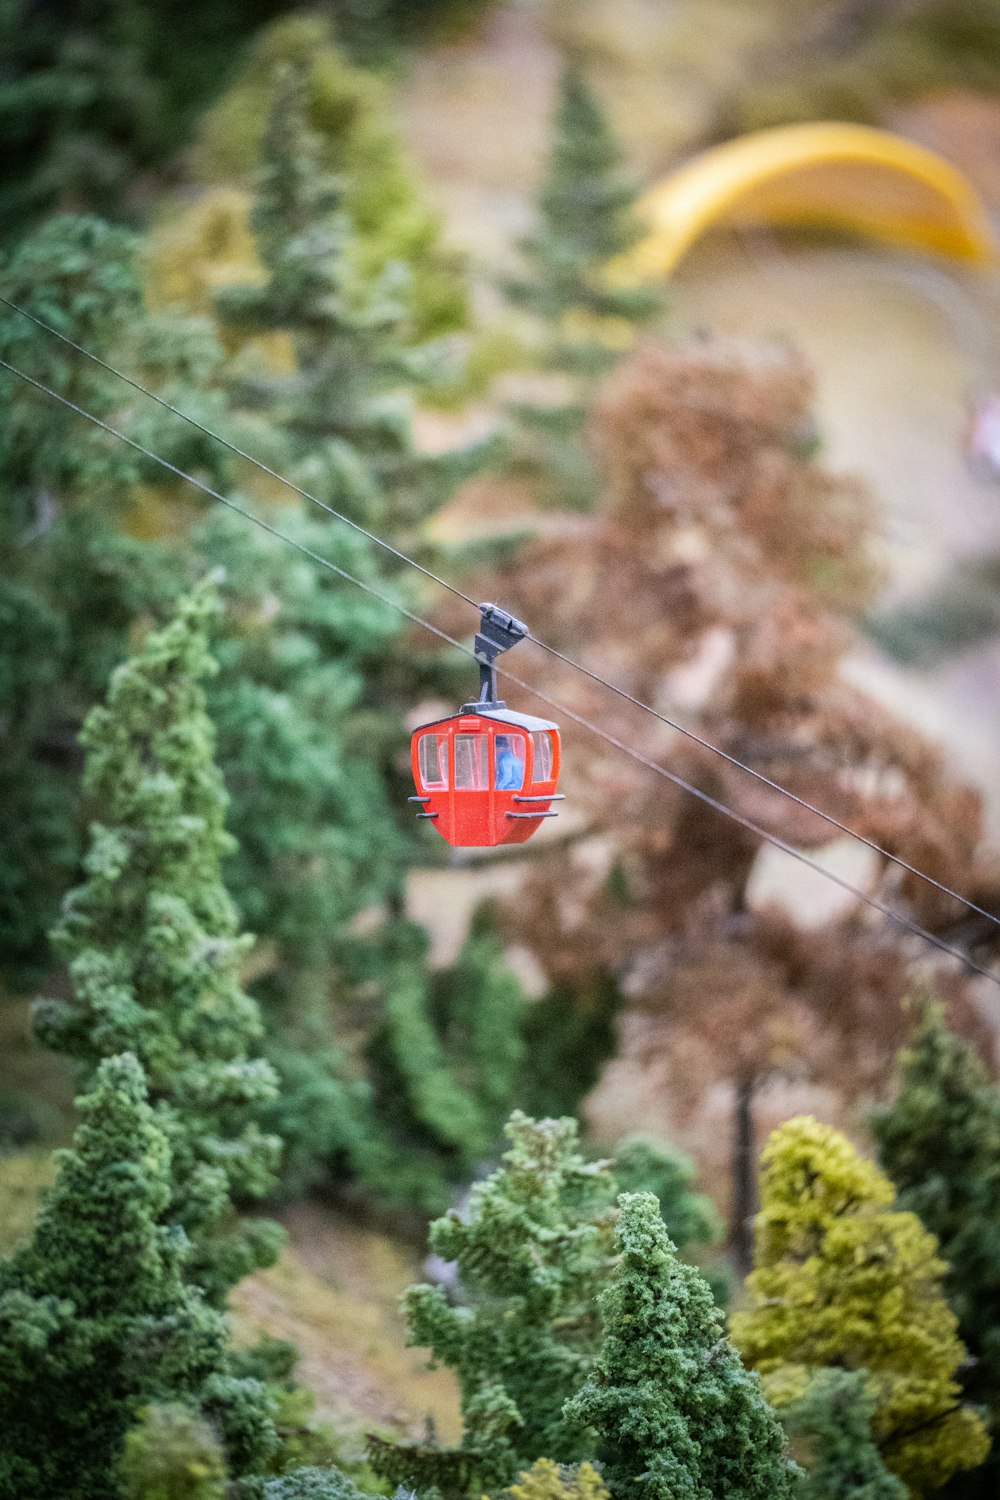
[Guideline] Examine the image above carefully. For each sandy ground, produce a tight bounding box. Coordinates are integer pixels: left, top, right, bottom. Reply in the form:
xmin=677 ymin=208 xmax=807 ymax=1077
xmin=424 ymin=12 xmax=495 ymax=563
xmin=230 ymin=1202 xmax=461 ymax=1440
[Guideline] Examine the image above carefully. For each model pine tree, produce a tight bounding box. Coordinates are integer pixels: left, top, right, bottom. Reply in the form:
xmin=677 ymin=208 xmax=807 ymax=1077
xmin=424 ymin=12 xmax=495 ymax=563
xmin=503 ymin=61 xmax=664 ymax=509
xmin=782 ymin=1370 xmax=905 ymax=1500
xmin=33 ymin=580 xmax=283 ymax=1303
xmin=0 ymin=214 xmax=198 ymax=984
xmin=731 ymin=1116 xmax=990 ymax=1496
xmin=508 ymin=60 xmax=661 ymax=367
xmin=0 ymin=1054 xmax=276 ymax=1500
xmin=566 ymin=1191 xmax=794 ymax=1500
xmin=369 ymin=1114 xmax=618 ymax=1494
xmin=872 ymin=995 xmax=1000 ymax=1497
xmin=216 ymin=61 xmax=449 ymax=533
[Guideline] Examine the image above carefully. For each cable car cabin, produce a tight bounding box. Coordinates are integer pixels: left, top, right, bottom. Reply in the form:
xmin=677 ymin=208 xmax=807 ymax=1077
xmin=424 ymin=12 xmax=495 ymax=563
xmin=408 ymin=602 xmax=563 ymax=848
xmin=411 ymin=708 xmax=562 ymax=847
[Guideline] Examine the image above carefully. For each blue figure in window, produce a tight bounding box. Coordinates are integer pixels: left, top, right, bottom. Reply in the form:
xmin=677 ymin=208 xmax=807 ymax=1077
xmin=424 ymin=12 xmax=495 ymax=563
xmin=495 ymin=738 xmax=525 ymax=791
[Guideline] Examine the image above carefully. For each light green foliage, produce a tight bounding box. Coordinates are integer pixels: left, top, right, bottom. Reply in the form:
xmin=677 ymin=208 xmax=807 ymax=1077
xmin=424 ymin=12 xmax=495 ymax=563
xmin=0 ymin=1054 xmax=276 ymax=1500
xmin=731 ymin=1116 xmax=990 ymax=1497
xmin=33 ymin=581 xmax=284 ymax=1302
xmin=195 ymin=16 xmax=466 ymax=341
xmin=257 ymin=1466 xmax=367 ymax=1499
xmin=567 ymin=1191 xmax=794 ymax=1500
xmin=505 ymin=1458 xmax=610 ymax=1500
xmin=871 ymin=996 xmax=1000 ymax=1492
xmin=782 ymin=1370 xmax=905 ymax=1500
xmin=0 ymin=1151 xmax=57 ymax=1254
xmin=121 ymin=1403 xmax=228 ymax=1500
xmin=371 ymin=1115 xmax=617 ymax=1493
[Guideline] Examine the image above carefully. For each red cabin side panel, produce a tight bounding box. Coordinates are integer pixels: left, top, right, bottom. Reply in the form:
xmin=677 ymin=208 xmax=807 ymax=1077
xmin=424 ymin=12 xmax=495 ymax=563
xmin=410 ymin=713 xmax=561 ymax=848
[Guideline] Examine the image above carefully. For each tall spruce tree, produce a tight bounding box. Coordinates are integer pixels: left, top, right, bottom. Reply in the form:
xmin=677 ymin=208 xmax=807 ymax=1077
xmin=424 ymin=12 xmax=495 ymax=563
xmin=502 ymin=60 xmax=664 ymax=509
xmin=871 ymin=996 xmax=1000 ymax=1498
xmin=731 ymin=1116 xmax=991 ymax=1497
xmin=33 ymin=580 xmax=284 ymax=1302
xmin=0 ymin=1053 xmax=276 ymax=1500
xmin=190 ymin=16 xmax=468 ymax=342
xmin=565 ymin=1192 xmax=794 ymax=1500
xmin=370 ymin=1114 xmax=618 ymax=1495
xmin=508 ymin=60 xmax=661 ymax=364
xmin=216 ymin=61 xmax=451 ymax=534
xmin=0 ymin=214 xmax=202 ymax=985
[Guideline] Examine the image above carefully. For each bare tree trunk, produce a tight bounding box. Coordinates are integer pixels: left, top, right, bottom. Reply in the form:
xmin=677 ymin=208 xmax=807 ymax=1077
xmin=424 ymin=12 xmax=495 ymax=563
xmin=731 ymin=1075 xmax=757 ymax=1278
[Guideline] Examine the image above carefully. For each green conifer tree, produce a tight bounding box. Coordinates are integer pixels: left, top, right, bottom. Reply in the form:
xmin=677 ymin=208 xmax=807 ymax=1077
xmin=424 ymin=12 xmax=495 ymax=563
xmin=871 ymin=996 xmax=1000 ymax=1497
xmin=731 ymin=1116 xmax=990 ymax=1497
xmin=503 ymin=60 xmax=664 ymax=508
xmin=192 ymin=15 xmax=468 ymax=341
xmin=509 ymin=61 xmax=661 ymax=362
xmin=216 ymin=61 xmax=453 ymax=534
xmin=0 ymin=214 xmax=199 ymax=984
xmin=369 ymin=1114 xmax=618 ymax=1494
xmin=33 ymin=580 xmax=284 ymax=1302
xmin=566 ymin=1192 xmax=794 ymax=1500
xmin=782 ymin=1370 xmax=905 ymax=1500
xmin=0 ymin=1054 xmax=276 ymax=1500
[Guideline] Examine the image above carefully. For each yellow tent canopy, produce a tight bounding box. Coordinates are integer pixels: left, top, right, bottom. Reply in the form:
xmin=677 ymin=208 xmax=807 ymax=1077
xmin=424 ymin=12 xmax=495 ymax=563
xmin=617 ymin=122 xmax=998 ymax=281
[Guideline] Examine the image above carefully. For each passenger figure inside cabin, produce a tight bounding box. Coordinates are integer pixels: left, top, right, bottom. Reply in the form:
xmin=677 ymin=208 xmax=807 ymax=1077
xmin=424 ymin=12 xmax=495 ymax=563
xmin=495 ymin=735 xmax=526 ymax=791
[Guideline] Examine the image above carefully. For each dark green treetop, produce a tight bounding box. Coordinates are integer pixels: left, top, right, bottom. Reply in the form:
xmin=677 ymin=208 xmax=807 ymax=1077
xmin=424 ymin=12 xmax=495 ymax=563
xmin=565 ymin=1192 xmax=795 ymax=1500
xmin=871 ymin=993 xmax=1000 ymax=1491
xmin=355 ymin=906 xmax=528 ymax=1215
xmin=370 ymin=1113 xmax=618 ymax=1495
xmin=0 ymin=0 xmax=296 ymax=239
xmin=0 ymin=213 xmax=230 ymax=986
xmin=0 ymin=1053 xmax=276 ymax=1500
xmin=781 ymin=1369 xmax=905 ymax=1500
xmin=33 ymin=580 xmax=283 ymax=1302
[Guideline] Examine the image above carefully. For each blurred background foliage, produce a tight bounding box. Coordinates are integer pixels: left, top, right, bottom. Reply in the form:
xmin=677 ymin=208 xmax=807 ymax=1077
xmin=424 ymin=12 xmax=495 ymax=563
xmin=3 ymin=0 xmax=1000 ymax=1494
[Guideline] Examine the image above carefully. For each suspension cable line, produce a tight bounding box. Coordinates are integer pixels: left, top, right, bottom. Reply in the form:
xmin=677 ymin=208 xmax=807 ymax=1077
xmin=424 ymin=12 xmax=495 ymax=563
xmin=3 ymin=290 xmax=1000 ymax=936
xmin=3 ymin=350 xmax=998 ymax=991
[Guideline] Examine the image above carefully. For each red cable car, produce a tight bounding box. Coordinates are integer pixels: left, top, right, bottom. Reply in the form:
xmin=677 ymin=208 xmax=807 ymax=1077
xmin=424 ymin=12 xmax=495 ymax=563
xmin=409 ymin=604 xmax=563 ymax=847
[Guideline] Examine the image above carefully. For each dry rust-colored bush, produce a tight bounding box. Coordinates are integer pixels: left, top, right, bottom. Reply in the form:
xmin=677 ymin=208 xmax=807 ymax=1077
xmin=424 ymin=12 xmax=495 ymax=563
xmin=444 ymin=336 xmax=1000 ymax=1261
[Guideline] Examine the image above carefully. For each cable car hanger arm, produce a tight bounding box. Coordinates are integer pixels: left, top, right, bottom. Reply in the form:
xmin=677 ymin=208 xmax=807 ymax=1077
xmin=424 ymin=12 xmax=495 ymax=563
xmin=472 ymin=603 xmax=529 ymax=708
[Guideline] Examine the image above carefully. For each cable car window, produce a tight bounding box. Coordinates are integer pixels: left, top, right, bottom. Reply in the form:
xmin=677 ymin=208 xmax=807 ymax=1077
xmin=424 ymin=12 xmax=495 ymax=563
xmin=495 ymin=733 xmax=527 ymax=791
xmin=531 ymin=731 xmax=553 ymax=783
xmin=455 ymin=734 xmax=489 ymax=790
xmin=418 ymin=733 xmax=449 ymax=790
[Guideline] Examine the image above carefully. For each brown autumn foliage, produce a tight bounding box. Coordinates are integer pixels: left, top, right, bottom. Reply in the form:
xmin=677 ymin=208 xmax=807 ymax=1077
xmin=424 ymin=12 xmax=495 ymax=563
xmin=443 ymin=335 xmax=1000 ymax=1254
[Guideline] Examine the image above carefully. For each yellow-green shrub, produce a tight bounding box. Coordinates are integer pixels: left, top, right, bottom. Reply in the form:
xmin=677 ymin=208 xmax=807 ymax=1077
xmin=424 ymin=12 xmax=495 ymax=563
xmin=731 ymin=1116 xmax=990 ymax=1495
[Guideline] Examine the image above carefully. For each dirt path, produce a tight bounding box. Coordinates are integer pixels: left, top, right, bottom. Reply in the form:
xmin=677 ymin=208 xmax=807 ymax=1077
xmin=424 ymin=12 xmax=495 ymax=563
xmin=230 ymin=1203 xmax=461 ymax=1440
